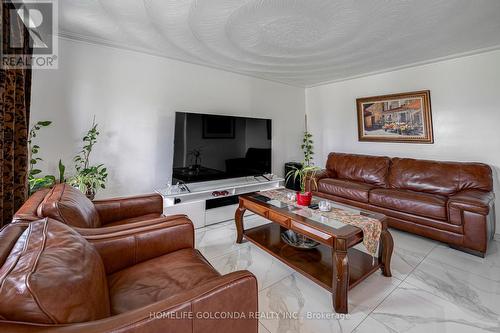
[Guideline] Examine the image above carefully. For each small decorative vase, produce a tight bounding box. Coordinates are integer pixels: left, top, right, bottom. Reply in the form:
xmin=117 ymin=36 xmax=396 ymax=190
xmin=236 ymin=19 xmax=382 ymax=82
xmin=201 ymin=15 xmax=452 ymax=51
xmin=86 ymin=189 xmax=96 ymax=201
xmin=296 ymin=191 xmax=312 ymax=206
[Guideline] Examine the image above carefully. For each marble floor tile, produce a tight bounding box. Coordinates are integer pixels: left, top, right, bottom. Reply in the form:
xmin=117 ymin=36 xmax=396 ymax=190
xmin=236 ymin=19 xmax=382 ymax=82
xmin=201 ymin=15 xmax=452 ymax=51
xmin=404 ymin=257 xmax=500 ymax=324
xmin=352 ymin=315 xmax=396 ymax=333
xmin=195 ymin=221 xmax=500 ymax=333
xmin=259 ymin=322 xmax=271 ymax=333
xmin=258 ymin=272 xmax=400 ymax=333
xmin=369 ymin=282 xmax=500 ymax=333
xmin=425 ymin=242 xmax=500 ymax=282
xmin=210 ymin=243 xmax=294 ymax=291
xmin=243 ymin=214 xmax=272 ymax=230
xmin=353 ymin=228 xmax=435 ymax=281
xmin=390 ymin=228 xmax=438 ymax=256
xmin=206 ymin=214 xmax=271 ymax=231
xmin=204 ymin=220 xmax=234 ymax=230
xmin=195 ymin=222 xmax=243 ymax=260
xmin=388 ymin=246 xmax=426 ymax=281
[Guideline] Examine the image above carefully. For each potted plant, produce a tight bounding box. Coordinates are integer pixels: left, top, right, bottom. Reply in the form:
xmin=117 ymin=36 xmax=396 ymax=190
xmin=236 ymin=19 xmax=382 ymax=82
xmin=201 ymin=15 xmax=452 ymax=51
xmin=28 ymin=120 xmax=55 ymax=194
xmin=69 ymin=166 xmax=107 ymax=200
xmin=286 ymin=128 xmax=320 ymax=206
xmin=286 ymin=164 xmax=320 ymax=206
xmin=27 ymin=120 xmax=67 ymax=195
xmin=69 ymin=118 xmax=108 ymax=200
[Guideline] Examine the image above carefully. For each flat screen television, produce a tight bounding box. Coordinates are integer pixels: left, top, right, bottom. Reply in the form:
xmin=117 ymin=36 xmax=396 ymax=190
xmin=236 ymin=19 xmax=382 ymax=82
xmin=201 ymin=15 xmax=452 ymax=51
xmin=172 ymin=112 xmax=272 ymax=183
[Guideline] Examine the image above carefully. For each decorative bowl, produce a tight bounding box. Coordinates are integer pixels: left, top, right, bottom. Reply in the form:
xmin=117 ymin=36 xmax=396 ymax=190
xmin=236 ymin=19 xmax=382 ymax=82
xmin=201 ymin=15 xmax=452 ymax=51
xmin=281 ymin=230 xmax=320 ymax=250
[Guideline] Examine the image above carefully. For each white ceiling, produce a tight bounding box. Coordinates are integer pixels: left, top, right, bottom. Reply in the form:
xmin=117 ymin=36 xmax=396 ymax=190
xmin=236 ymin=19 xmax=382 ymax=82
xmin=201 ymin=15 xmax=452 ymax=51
xmin=58 ymin=0 xmax=500 ymax=87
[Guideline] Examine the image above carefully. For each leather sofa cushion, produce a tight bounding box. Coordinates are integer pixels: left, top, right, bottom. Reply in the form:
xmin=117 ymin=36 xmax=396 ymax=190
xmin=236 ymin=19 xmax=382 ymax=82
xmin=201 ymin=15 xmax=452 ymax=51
xmin=326 ymin=152 xmax=390 ymax=186
xmin=108 ymin=248 xmax=220 ymax=315
xmin=369 ymin=189 xmax=447 ymax=220
xmin=0 ymin=219 xmax=110 ymax=324
xmin=104 ymin=213 xmax=163 ymax=227
xmin=318 ymin=179 xmax=374 ymax=203
xmin=38 ymin=184 xmax=101 ymax=228
xmin=389 ymin=158 xmax=493 ymax=196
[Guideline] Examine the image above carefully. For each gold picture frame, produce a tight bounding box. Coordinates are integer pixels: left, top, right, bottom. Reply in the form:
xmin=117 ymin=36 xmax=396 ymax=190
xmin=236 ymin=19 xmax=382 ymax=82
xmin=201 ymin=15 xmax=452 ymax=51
xmin=356 ymin=90 xmax=433 ymax=143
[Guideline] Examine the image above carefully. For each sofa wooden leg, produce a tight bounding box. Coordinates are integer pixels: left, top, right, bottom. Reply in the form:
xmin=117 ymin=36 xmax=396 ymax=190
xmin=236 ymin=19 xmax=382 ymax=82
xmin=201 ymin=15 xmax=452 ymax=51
xmin=449 ymin=244 xmax=485 ymax=258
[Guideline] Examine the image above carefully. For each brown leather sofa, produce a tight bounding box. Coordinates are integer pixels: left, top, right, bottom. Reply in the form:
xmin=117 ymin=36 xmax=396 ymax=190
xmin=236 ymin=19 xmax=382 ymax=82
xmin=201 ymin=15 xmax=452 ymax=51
xmin=0 ymin=217 xmax=258 ymax=333
xmin=13 ymin=183 xmax=166 ymax=229
xmin=306 ymin=153 xmax=496 ymax=257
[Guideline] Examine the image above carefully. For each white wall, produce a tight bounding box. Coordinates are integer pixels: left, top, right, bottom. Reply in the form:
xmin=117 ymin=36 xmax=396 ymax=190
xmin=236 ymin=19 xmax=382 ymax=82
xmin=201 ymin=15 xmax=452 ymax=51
xmin=31 ymin=38 xmax=305 ymax=197
xmin=31 ymin=37 xmax=500 ymax=233
xmin=306 ymin=50 xmax=500 ymax=232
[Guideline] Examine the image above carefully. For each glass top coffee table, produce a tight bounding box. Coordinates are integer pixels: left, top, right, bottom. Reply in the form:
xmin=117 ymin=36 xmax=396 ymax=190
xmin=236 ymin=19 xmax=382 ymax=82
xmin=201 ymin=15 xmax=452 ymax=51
xmin=235 ymin=190 xmax=394 ymax=314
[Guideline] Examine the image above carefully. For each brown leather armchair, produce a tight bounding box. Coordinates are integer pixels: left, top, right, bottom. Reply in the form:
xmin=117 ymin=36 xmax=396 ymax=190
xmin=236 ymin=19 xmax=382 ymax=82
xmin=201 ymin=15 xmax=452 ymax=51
xmin=13 ymin=183 xmax=166 ymax=229
xmin=0 ymin=217 xmax=258 ymax=333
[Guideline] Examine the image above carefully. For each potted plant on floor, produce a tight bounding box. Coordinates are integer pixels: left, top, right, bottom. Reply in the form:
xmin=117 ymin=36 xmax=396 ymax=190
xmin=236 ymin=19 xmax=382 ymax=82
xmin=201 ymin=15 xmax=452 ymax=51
xmin=27 ymin=120 xmax=67 ymax=195
xmin=286 ymin=122 xmax=320 ymax=206
xmin=69 ymin=118 xmax=108 ymax=200
xmin=28 ymin=121 xmax=55 ymax=194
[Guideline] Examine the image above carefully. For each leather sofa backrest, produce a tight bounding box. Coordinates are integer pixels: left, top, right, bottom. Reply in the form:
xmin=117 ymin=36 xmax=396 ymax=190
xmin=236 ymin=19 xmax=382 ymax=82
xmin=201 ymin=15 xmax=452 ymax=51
xmin=38 ymin=184 xmax=101 ymax=228
xmin=0 ymin=218 xmax=110 ymax=324
xmin=388 ymin=158 xmax=493 ymax=196
xmin=326 ymin=152 xmax=391 ymax=186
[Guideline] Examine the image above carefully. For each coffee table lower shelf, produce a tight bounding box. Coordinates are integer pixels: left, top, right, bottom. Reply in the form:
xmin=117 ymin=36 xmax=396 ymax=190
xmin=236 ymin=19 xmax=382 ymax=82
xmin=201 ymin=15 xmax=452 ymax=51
xmin=243 ymin=223 xmax=381 ymax=292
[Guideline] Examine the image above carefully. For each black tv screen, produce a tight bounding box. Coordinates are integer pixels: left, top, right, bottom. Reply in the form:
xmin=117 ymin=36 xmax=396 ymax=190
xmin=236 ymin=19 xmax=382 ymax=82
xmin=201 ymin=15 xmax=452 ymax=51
xmin=173 ymin=112 xmax=272 ymax=183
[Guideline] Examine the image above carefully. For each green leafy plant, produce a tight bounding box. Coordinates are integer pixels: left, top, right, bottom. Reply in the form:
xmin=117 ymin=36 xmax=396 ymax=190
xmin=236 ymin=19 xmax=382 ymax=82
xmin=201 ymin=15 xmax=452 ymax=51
xmin=286 ymin=164 xmax=320 ymax=193
xmin=69 ymin=165 xmax=107 ymax=198
xmin=28 ymin=176 xmax=56 ymax=194
xmin=74 ymin=118 xmax=99 ymax=172
xmin=69 ymin=118 xmax=107 ymax=199
xmin=301 ymin=131 xmax=314 ymax=167
xmin=58 ymin=159 xmax=66 ymax=184
xmin=28 ymin=121 xmax=56 ymax=194
xmin=286 ymin=127 xmax=320 ymax=193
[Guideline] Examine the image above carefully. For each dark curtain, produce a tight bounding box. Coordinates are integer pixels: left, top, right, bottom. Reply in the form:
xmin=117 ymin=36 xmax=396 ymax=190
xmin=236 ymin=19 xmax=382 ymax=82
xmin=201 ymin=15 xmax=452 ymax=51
xmin=0 ymin=2 xmax=32 ymax=227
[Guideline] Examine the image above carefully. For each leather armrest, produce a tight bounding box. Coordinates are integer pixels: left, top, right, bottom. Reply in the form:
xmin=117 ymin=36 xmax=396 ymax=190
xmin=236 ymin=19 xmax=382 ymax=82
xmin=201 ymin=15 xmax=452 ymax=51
xmin=93 ymin=193 xmax=163 ymax=225
xmin=448 ymin=190 xmax=494 ymax=215
xmin=81 ymin=215 xmax=194 ymax=274
xmin=11 ymin=188 xmax=50 ymax=223
xmin=305 ymin=169 xmax=330 ymax=192
xmin=11 ymin=214 xmax=41 ymax=223
xmin=0 ymin=271 xmax=258 ymax=333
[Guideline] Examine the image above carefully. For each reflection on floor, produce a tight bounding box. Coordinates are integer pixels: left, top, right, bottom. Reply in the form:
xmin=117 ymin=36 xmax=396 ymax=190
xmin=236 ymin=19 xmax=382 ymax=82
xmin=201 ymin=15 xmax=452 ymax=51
xmin=195 ymin=215 xmax=500 ymax=333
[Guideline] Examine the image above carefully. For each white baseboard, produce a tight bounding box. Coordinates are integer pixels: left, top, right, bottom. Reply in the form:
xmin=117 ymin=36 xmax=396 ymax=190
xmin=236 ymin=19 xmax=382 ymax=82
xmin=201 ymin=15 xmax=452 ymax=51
xmin=494 ymin=233 xmax=500 ymax=241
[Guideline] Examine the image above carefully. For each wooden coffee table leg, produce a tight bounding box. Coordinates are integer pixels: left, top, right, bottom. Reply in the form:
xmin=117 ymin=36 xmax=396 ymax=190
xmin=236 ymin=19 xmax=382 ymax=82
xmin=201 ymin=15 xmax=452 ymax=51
xmin=379 ymin=222 xmax=394 ymax=277
xmin=333 ymin=239 xmax=349 ymax=314
xmin=235 ymin=201 xmax=246 ymax=244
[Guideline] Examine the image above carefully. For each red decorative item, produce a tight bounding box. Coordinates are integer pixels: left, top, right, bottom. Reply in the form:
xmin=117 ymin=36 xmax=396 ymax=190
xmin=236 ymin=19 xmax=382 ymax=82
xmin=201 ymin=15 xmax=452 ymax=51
xmin=296 ymin=191 xmax=312 ymax=206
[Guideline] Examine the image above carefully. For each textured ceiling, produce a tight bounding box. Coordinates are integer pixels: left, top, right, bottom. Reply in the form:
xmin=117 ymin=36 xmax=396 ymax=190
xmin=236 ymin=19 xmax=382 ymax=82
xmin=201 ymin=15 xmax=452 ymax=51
xmin=58 ymin=0 xmax=500 ymax=87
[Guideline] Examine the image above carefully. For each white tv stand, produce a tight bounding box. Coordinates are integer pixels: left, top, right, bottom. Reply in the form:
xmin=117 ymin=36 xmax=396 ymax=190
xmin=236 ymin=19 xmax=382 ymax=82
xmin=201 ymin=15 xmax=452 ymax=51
xmin=156 ymin=176 xmax=283 ymax=229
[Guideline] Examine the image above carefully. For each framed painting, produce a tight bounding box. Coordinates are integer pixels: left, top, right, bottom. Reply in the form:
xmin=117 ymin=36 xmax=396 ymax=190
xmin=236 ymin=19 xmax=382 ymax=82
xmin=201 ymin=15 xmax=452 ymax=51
xmin=356 ymin=90 xmax=433 ymax=143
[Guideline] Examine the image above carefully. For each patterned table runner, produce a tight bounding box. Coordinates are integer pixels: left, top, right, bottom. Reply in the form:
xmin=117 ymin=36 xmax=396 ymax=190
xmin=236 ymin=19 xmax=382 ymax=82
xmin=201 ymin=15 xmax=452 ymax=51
xmin=258 ymin=189 xmax=382 ymax=257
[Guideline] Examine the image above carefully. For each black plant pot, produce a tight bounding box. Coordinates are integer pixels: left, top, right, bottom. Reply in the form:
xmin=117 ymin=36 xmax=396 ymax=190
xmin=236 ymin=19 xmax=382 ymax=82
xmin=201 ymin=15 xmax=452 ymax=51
xmin=86 ymin=189 xmax=96 ymax=201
